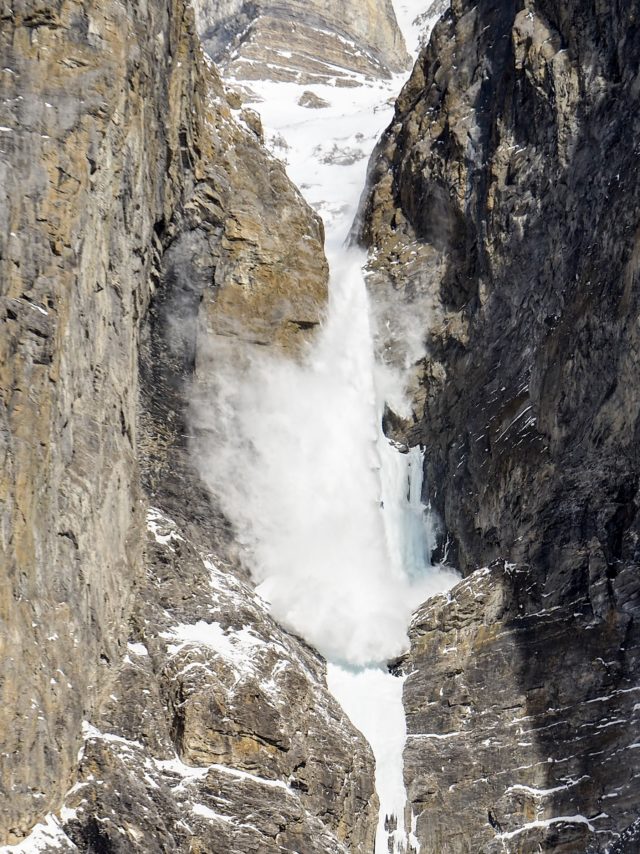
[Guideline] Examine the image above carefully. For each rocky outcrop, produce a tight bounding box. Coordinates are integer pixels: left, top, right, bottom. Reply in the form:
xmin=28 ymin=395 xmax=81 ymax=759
xmin=57 ymin=508 xmax=377 ymax=853
xmin=192 ymin=0 xmax=410 ymax=84
xmin=360 ymin=0 xmax=640 ymax=850
xmin=404 ymin=563 xmax=640 ymax=853
xmin=0 ymin=0 xmax=374 ymax=849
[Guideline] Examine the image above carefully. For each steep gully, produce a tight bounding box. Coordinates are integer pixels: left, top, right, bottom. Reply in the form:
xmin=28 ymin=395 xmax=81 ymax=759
xmin=200 ymin=2 xmax=453 ymax=851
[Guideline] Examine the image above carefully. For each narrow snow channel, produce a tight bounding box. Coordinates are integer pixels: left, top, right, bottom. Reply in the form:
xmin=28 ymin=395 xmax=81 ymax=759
xmin=217 ymin=4 xmax=454 ymax=851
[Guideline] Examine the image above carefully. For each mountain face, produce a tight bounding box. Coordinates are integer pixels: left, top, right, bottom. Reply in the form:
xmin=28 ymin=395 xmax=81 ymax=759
xmin=0 ymin=0 xmax=376 ymax=849
xmin=191 ymin=0 xmax=410 ymax=83
xmin=359 ymin=0 xmax=640 ymax=850
xmin=3 ymin=0 xmax=640 ymax=851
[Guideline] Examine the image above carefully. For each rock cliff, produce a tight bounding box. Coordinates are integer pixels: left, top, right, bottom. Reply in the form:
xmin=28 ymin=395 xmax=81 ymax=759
xmin=360 ymin=0 xmax=640 ymax=850
xmin=192 ymin=0 xmax=410 ymax=84
xmin=0 ymin=0 xmax=375 ymax=849
xmin=6 ymin=0 xmax=640 ymax=850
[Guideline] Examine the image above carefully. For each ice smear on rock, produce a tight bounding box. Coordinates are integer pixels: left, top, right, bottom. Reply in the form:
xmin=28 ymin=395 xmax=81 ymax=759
xmin=327 ymin=665 xmax=423 ymax=853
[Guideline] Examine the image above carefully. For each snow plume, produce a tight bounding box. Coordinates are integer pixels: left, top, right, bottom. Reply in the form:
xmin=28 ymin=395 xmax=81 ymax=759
xmin=191 ymin=247 xmax=457 ymax=667
xmin=189 ymin=4 xmax=459 ymax=848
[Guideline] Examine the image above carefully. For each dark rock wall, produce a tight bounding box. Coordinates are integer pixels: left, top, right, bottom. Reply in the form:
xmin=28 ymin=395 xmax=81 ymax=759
xmin=360 ymin=0 xmax=640 ymax=850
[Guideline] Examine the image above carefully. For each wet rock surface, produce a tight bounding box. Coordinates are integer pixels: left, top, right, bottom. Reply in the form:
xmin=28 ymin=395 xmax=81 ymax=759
xmin=360 ymin=0 xmax=640 ymax=850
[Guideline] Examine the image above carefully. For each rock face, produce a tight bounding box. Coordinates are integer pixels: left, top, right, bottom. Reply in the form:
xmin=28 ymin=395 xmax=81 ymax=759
xmin=58 ymin=508 xmax=377 ymax=853
xmin=360 ymin=0 xmax=640 ymax=850
xmin=0 ymin=0 xmax=183 ymax=837
xmin=404 ymin=563 xmax=640 ymax=853
xmin=0 ymin=0 xmax=375 ymax=849
xmin=192 ymin=0 xmax=410 ymax=84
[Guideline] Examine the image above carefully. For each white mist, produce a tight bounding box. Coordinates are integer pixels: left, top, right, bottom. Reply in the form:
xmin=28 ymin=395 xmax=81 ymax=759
xmin=195 ymin=3 xmax=456 ymax=849
xmin=195 ymin=247 xmax=457 ymax=666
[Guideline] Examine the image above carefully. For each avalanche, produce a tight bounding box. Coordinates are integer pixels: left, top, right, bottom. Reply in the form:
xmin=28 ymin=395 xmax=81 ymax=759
xmin=198 ymin=2 xmax=458 ymax=850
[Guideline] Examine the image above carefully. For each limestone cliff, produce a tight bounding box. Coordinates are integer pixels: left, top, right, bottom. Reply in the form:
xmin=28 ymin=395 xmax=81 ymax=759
xmin=360 ymin=0 xmax=640 ymax=850
xmin=0 ymin=0 xmax=376 ymax=849
xmin=192 ymin=0 xmax=410 ymax=84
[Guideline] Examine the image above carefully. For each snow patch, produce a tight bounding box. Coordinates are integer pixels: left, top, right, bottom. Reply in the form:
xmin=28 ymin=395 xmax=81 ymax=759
xmin=191 ymin=804 xmax=233 ymax=824
xmin=146 ymin=508 xmax=185 ymax=549
xmin=161 ymin=621 xmax=265 ymax=672
xmin=126 ymin=642 xmax=148 ymax=657
xmin=0 ymin=815 xmax=77 ymax=852
xmin=494 ymin=814 xmax=600 ymax=840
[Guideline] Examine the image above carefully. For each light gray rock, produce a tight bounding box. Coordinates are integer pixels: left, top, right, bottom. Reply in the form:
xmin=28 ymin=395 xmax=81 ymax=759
xmin=192 ymin=0 xmax=411 ymax=84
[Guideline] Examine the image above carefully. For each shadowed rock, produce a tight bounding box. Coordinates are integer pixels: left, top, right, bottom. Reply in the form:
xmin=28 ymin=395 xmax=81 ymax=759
xmin=359 ymin=0 xmax=640 ymax=850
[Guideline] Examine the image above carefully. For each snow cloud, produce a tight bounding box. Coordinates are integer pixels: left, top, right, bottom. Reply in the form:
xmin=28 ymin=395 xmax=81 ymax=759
xmin=191 ymin=249 xmax=457 ymax=666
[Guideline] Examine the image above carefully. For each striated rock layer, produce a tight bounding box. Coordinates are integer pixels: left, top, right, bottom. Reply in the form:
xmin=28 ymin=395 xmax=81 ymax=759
xmin=360 ymin=0 xmax=640 ymax=851
xmin=0 ymin=0 xmax=376 ymax=849
xmin=192 ymin=0 xmax=410 ymax=84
